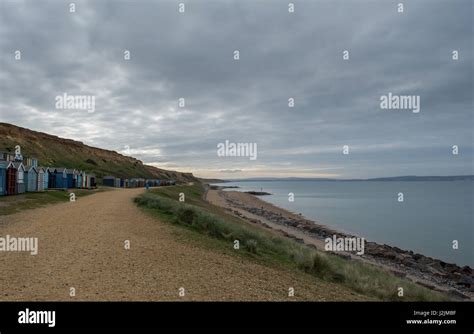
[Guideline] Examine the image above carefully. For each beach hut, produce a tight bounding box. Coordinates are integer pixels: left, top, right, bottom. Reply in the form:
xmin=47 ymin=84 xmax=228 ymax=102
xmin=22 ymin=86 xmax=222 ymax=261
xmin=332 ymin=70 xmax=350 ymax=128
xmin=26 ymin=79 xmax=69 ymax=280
xmin=132 ymin=178 xmax=137 ymax=188
xmin=12 ymin=162 xmax=25 ymax=194
xmin=84 ymin=172 xmax=94 ymax=188
xmin=146 ymin=179 xmax=154 ymax=188
xmin=0 ymin=161 xmax=13 ymax=196
xmin=53 ymin=168 xmax=67 ymax=189
xmin=83 ymin=173 xmax=89 ymax=188
xmin=115 ymin=178 xmax=121 ymax=188
xmin=103 ymin=176 xmax=115 ymax=187
xmin=48 ymin=167 xmax=57 ymax=188
xmin=76 ymin=171 xmax=83 ymax=189
xmin=24 ymin=165 xmax=38 ymax=192
xmin=66 ymin=169 xmax=77 ymax=188
xmin=42 ymin=167 xmax=50 ymax=190
xmin=90 ymin=174 xmax=96 ymax=188
xmin=77 ymin=170 xmax=86 ymax=188
xmin=36 ymin=167 xmax=45 ymax=191
xmin=6 ymin=162 xmax=16 ymax=195
xmin=84 ymin=172 xmax=89 ymax=187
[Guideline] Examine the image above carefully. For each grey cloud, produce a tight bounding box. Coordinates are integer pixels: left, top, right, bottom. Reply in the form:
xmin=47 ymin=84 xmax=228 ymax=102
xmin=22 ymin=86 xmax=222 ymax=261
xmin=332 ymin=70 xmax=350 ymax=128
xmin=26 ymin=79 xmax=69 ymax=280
xmin=0 ymin=0 xmax=472 ymax=179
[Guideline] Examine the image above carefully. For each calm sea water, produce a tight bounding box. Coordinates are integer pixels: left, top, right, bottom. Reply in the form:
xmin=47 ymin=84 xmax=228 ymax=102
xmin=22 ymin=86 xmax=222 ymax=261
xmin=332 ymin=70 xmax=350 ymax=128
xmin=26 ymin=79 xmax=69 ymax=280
xmin=214 ymin=180 xmax=473 ymax=267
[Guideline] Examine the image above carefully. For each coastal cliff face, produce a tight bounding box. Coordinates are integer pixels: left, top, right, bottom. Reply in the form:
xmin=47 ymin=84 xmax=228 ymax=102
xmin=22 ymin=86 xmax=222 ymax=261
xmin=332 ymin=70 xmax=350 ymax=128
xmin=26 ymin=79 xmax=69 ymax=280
xmin=0 ymin=123 xmax=196 ymax=183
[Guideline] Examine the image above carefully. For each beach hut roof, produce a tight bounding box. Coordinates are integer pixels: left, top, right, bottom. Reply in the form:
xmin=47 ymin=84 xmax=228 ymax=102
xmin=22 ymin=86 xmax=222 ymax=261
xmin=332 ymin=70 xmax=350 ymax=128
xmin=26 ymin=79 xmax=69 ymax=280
xmin=66 ymin=168 xmax=76 ymax=174
xmin=24 ymin=165 xmax=38 ymax=173
xmin=0 ymin=161 xmax=13 ymax=169
xmin=12 ymin=162 xmax=25 ymax=171
xmin=103 ymin=175 xmax=115 ymax=179
xmin=38 ymin=166 xmax=49 ymax=172
xmin=55 ymin=168 xmax=67 ymax=173
xmin=36 ymin=167 xmax=45 ymax=173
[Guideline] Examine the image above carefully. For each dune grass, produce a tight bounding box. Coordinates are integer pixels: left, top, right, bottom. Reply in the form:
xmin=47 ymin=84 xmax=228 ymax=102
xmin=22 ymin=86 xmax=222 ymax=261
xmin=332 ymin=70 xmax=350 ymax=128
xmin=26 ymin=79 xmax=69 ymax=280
xmin=135 ymin=183 xmax=449 ymax=301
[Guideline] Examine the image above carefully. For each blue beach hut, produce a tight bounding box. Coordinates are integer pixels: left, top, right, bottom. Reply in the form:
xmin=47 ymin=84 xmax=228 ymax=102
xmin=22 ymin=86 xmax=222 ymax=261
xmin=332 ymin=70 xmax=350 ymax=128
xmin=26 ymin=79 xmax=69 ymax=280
xmin=54 ymin=168 xmax=67 ymax=189
xmin=76 ymin=171 xmax=83 ymax=188
xmin=0 ymin=161 xmax=12 ymax=196
xmin=66 ymin=169 xmax=76 ymax=188
xmin=39 ymin=167 xmax=49 ymax=190
xmin=24 ymin=165 xmax=38 ymax=192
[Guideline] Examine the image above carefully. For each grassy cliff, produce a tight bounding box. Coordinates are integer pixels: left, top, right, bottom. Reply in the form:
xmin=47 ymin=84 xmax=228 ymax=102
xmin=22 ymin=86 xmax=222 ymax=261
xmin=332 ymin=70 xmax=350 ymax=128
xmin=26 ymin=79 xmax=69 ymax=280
xmin=0 ymin=123 xmax=195 ymax=183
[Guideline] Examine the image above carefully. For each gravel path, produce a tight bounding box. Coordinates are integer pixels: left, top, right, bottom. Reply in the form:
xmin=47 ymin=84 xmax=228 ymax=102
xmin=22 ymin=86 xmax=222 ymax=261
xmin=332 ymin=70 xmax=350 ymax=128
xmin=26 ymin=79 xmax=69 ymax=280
xmin=0 ymin=188 xmax=365 ymax=301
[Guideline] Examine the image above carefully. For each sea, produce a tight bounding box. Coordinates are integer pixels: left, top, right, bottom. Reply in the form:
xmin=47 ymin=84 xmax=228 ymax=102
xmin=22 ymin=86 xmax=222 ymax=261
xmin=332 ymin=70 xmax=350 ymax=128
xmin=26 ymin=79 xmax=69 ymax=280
xmin=213 ymin=180 xmax=473 ymax=267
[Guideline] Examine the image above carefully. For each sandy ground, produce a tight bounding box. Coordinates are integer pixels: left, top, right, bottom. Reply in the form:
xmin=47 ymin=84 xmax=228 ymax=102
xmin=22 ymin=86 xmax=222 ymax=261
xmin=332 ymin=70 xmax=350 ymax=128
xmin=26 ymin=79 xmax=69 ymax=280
xmin=0 ymin=188 xmax=365 ymax=301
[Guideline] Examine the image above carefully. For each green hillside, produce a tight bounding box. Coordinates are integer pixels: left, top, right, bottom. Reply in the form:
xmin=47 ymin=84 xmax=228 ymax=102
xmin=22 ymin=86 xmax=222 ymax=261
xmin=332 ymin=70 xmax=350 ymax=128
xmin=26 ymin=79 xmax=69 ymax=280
xmin=0 ymin=123 xmax=196 ymax=183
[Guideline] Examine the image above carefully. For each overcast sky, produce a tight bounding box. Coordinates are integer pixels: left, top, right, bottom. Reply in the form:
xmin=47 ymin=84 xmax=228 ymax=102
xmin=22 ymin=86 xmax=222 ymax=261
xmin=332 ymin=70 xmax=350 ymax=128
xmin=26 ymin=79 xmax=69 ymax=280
xmin=0 ymin=0 xmax=472 ymax=179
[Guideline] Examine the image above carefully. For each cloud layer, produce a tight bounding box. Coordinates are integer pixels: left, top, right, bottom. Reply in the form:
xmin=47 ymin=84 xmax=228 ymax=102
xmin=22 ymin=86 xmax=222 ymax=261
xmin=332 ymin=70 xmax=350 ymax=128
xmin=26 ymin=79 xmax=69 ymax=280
xmin=0 ymin=0 xmax=472 ymax=178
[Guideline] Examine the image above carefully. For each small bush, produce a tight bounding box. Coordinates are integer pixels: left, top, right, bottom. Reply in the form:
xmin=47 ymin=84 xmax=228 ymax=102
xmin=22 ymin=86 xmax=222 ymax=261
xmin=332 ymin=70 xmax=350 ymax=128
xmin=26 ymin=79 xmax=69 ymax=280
xmin=176 ymin=207 xmax=197 ymax=225
xmin=293 ymin=248 xmax=314 ymax=272
xmin=310 ymin=252 xmax=332 ymax=276
xmin=245 ymin=239 xmax=258 ymax=254
xmin=135 ymin=194 xmax=176 ymax=214
xmin=199 ymin=214 xmax=224 ymax=238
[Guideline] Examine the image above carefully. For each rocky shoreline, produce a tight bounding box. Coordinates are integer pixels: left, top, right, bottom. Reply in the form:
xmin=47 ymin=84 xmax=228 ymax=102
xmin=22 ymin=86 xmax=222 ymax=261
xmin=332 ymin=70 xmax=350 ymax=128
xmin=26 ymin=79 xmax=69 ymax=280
xmin=214 ymin=189 xmax=473 ymax=300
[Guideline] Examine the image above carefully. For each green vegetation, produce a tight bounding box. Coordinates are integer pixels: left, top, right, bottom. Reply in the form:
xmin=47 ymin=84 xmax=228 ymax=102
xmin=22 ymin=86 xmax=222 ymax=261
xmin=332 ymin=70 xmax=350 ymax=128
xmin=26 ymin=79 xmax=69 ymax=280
xmin=0 ymin=189 xmax=104 ymax=216
xmin=0 ymin=138 xmax=149 ymax=179
xmin=0 ymin=123 xmax=196 ymax=182
xmin=135 ymin=183 xmax=449 ymax=301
